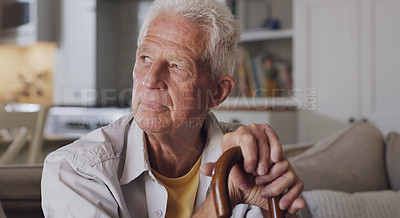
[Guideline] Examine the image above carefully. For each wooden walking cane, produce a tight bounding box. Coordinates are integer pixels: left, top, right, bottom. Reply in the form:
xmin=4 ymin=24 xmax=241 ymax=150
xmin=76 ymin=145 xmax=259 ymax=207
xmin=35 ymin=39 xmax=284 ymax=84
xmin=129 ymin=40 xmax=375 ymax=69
xmin=211 ymin=146 xmax=285 ymax=218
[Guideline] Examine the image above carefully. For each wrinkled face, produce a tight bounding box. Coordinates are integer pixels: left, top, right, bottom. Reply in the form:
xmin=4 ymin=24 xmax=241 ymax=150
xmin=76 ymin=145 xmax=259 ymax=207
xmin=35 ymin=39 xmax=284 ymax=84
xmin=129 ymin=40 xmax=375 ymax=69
xmin=131 ymin=14 xmax=213 ymax=133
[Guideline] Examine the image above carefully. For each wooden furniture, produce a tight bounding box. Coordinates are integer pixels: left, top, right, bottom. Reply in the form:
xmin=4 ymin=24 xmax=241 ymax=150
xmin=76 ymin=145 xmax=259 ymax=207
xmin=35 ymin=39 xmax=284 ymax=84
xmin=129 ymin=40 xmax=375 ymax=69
xmin=0 ymin=104 xmax=47 ymax=164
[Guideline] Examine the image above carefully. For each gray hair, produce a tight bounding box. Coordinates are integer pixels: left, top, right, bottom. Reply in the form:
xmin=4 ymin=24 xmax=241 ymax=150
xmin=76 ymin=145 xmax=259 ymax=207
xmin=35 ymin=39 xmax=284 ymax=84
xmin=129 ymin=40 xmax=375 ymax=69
xmin=137 ymin=0 xmax=241 ymax=80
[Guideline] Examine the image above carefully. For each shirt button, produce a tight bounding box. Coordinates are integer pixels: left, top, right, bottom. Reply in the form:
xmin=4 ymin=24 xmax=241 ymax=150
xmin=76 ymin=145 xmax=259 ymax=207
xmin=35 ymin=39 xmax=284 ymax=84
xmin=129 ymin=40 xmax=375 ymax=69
xmin=155 ymin=210 xmax=163 ymax=217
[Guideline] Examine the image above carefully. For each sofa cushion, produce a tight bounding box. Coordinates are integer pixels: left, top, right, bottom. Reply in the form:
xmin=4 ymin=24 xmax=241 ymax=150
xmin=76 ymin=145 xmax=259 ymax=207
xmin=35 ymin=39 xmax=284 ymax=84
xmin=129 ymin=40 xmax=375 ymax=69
xmin=302 ymin=189 xmax=400 ymax=218
xmin=386 ymin=132 xmax=400 ymax=190
xmin=288 ymin=122 xmax=388 ymax=192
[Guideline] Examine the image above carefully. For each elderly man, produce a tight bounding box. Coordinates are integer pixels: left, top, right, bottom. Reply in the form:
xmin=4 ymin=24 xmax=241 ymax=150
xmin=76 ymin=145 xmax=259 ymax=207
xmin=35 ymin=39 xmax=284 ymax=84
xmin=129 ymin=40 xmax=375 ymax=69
xmin=41 ymin=0 xmax=305 ymax=217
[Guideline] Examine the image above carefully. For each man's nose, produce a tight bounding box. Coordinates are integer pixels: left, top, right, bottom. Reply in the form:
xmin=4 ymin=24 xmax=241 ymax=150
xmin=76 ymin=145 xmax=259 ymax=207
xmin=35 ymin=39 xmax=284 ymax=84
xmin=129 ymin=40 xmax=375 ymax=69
xmin=143 ymin=62 xmax=167 ymax=90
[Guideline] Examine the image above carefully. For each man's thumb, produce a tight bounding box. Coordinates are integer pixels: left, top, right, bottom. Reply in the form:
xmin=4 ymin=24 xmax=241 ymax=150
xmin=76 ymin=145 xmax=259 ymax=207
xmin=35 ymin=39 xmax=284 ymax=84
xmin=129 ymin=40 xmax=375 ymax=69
xmin=200 ymin=162 xmax=216 ymax=177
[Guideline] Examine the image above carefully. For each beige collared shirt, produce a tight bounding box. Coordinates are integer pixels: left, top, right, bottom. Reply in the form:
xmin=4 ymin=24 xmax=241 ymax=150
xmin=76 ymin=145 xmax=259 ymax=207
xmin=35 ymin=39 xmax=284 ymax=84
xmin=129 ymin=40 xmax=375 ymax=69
xmin=41 ymin=112 xmax=264 ymax=218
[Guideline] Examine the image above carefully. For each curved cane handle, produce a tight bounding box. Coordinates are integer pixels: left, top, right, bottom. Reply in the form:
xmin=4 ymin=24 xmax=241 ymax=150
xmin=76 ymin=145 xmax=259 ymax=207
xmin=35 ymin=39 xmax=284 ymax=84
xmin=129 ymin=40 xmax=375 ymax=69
xmin=211 ymin=146 xmax=285 ymax=218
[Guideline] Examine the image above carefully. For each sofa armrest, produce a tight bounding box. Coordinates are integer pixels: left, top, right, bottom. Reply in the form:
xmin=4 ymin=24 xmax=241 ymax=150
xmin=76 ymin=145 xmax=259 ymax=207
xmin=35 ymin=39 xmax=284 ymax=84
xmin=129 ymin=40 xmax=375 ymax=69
xmin=283 ymin=143 xmax=313 ymax=157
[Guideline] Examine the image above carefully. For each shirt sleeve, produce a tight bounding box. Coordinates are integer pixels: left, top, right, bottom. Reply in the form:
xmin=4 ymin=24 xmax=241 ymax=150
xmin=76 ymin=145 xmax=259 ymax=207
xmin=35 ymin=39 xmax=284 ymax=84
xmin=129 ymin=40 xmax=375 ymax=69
xmin=41 ymin=152 xmax=119 ymax=218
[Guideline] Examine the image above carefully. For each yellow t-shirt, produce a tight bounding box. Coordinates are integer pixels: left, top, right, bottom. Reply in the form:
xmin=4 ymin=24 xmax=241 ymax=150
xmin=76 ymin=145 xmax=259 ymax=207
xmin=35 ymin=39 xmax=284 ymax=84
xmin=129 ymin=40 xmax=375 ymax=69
xmin=152 ymin=154 xmax=202 ymax=218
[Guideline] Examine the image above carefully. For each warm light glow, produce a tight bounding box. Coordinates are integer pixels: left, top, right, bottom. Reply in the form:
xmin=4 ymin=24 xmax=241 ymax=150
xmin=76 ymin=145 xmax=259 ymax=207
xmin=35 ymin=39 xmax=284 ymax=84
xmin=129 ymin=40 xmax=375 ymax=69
xmin=0 ymin=42 xmax=56 ymax=105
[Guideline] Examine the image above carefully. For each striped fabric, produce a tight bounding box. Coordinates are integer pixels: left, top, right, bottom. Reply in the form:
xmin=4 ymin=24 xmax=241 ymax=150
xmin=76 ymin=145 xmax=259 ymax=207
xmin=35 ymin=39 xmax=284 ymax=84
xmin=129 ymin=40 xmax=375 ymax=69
xmin=302 ymin=189 xmax=400 ymax=218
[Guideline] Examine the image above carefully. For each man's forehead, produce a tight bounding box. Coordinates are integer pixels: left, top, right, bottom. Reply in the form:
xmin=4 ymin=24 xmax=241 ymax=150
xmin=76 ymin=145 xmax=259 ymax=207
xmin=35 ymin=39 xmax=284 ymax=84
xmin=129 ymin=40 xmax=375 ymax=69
xmin=139 ymin=36 xmax=197 ymax=54
xmin=142 ymin=14 xmax=207 ymax=53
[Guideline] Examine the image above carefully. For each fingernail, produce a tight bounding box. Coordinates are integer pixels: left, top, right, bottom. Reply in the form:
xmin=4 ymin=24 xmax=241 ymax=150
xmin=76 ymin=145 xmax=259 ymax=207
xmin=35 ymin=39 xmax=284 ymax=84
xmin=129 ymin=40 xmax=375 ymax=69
xmin=273 ymin=154 xmax=280 ymax=162
xmin=257 ymin=166 xmax=265 ymax=176
xmin=262 ymin=190 xmax=270 ymax=197
xmin=239 ymin=183 xmax=248 ymax=190
xmin=281 ymin=201 xmax=289 ymax=210
xmin=245 ymin=166 xmax=254 ymax=173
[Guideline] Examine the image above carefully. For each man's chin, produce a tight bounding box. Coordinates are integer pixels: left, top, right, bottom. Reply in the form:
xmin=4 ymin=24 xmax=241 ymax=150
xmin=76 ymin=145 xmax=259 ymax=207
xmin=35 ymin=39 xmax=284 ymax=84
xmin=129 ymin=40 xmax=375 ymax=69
xmin=134 ymin=116 xmax=171 ymax=133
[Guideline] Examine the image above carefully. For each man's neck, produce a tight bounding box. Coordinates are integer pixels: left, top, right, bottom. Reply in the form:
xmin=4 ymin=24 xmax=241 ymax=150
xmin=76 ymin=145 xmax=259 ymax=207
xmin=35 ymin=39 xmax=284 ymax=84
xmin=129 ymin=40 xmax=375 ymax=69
xmin=146 ymin=124 xmax=206 ymax=178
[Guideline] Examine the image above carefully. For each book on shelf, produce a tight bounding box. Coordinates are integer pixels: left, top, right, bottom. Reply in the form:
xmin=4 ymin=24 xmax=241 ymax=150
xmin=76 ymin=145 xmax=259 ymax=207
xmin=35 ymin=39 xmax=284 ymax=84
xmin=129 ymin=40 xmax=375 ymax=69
xmin=231 ymin=46 xmax=293 ymax=98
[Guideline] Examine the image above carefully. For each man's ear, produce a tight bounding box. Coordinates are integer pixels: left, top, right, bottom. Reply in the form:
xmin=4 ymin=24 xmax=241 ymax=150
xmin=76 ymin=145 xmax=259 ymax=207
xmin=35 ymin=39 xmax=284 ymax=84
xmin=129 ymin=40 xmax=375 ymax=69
xmin=209 ymin=75 xmax=235 ymax=108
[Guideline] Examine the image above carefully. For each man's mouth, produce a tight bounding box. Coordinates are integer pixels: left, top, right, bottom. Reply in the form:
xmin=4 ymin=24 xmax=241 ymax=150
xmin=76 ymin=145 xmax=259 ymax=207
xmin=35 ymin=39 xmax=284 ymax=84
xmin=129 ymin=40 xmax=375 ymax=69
xmin=140 ymin=101 xmax=169 ymax=111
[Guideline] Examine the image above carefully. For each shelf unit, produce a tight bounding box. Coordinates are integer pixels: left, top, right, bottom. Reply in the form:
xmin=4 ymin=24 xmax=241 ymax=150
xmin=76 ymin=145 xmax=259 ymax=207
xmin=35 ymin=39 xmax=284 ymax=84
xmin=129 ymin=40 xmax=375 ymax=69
xmin=231 ymin=0 xmax=294 ymax=101
xmin=214 ymin=97 xmax=298 ymax=111
xmin=233 ymin=26 xmax=294 ymax=104
xmin=210 ymin=0 xmax=297 ymax=143
xmin=241 ymin=28 xmax=293 ymax=43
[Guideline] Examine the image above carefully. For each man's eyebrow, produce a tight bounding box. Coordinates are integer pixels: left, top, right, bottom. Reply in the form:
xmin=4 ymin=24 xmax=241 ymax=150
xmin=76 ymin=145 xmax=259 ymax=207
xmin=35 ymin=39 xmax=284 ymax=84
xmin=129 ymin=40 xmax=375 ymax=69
xmin=138 ymin=46 xmax=151 ymax=53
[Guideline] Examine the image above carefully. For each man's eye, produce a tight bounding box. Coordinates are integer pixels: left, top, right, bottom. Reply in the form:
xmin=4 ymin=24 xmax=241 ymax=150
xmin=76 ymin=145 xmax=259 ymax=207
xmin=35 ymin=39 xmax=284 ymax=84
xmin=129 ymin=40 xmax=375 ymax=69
xmin=170 ymin=64 xmax=182 ymax=69
xmin=142 ymin=56 xmax=151 ymax=63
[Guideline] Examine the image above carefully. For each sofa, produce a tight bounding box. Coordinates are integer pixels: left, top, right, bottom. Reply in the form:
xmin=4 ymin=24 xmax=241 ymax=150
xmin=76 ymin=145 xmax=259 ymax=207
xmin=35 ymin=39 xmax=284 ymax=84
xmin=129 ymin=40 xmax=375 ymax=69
xmin=286 ymin=122 xmax=400 ymax=218
xmin=0 ymin=122 xmax=399 ymax=217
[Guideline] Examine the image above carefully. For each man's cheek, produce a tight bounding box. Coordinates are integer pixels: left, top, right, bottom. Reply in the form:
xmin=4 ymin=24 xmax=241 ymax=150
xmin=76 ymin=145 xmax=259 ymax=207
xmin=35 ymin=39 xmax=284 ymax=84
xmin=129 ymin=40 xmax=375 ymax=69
xmin=131 ymin=84 xmax=142 ymax=107
xmin=177 ymin=90 xmax=194 ymax=110
xmin=132 ymin=78 xmax=143 ymax=93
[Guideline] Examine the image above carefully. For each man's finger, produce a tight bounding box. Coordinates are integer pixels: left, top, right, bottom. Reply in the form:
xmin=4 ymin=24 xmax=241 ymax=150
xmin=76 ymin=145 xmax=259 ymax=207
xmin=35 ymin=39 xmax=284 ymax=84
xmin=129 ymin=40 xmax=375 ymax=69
xmin=255 ymin=158 xmax=290 ymax=185
xmin=228 ymin=127 xmax=258 ymax=174
xmin=261 ymin=170 xmax=296 ymax=198
xmin=279 ymin=179 xmax=304 ymax=210
xmin=230 ymin=164 xmax=252 ymax=191
xmin=221 ymin=132 xmax=237 ymax=152
xmin=264 ymin=125 xmax=282 ymax=163
xmin=287 ymin=198 xmax=307 ymax=214
xmin=248 ymin=124 xmax=270 ymax=176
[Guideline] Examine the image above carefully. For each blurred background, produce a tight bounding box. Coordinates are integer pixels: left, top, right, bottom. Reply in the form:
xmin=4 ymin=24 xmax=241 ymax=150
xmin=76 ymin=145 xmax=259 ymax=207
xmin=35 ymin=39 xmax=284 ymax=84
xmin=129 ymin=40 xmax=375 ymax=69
xmin=0 ymin=0 xmax=399 ymax=165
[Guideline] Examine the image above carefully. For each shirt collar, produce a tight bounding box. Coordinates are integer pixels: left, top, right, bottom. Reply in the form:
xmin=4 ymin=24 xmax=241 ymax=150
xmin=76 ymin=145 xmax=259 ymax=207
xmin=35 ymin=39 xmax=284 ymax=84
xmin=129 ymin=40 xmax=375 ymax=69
xmin=120 ymin=120 xmax=150 ymax=185
xmin=194 ymin=112 xmax=224 ymax=210
xmin=119 ymin=112 xmax=224 ymax=186
xmin=201 ymin=112 xmax=224 ymax=166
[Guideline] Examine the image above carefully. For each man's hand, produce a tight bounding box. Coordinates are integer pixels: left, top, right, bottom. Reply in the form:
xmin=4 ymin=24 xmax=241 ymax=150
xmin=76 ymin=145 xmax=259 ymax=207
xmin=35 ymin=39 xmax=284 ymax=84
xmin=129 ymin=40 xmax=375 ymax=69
xmin=222 ymin=124 xmax=282 ymax=177
xmin=201 ymin=124 xmax=306 ymax=214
